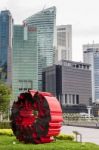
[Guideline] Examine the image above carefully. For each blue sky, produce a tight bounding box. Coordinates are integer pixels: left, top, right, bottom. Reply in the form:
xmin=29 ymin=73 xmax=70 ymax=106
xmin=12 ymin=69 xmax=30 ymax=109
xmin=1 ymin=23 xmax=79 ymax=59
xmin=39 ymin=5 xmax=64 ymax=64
xmin=0 ymin=0 xmax=99 ymax=61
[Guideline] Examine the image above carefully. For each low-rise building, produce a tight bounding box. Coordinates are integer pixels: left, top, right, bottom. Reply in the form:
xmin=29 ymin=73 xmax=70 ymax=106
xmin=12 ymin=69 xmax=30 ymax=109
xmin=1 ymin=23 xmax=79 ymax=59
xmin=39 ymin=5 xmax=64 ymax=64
xmin=42 ymin=60 xmax=92 ymax=107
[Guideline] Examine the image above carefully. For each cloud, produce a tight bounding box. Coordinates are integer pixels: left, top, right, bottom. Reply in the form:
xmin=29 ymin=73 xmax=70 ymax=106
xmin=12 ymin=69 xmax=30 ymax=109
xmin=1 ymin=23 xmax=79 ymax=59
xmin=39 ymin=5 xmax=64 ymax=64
xmin=5 ymin=0 xmax=44 ymax=23
xmin=73 ymin=26 xmax=99 ymax=38
xmin=0 ymin=0 xmax=8 ymax=10
xmin=0 ymin=0 xmax=99 ymax=61
xmin=6 ymin=0 xmax=55 ymax=23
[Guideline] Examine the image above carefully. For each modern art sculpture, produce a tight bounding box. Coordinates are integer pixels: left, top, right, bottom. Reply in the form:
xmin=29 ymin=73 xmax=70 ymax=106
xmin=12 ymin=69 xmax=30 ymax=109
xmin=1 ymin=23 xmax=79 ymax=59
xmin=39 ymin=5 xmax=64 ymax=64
xmin=11 ymin=90 xmax=63 ymax=144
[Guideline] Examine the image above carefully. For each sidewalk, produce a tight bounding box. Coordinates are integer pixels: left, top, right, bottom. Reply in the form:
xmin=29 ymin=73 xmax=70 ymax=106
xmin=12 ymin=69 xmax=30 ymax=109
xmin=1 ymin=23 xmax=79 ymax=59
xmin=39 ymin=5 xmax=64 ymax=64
xmin=61 ymin=125 xmax=99 ymax=145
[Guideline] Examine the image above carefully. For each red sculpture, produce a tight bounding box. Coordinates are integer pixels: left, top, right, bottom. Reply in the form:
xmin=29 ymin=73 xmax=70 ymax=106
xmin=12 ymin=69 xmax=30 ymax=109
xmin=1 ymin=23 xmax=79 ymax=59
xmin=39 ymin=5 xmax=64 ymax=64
xmin=11 ymin=90 xmax=63 ymax=144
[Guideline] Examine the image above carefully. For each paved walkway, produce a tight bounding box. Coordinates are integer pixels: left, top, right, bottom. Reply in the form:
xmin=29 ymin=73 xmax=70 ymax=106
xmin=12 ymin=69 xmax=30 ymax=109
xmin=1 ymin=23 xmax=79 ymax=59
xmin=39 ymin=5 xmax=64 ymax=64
xmin=61 ymin=125 xmax=99 ymax=145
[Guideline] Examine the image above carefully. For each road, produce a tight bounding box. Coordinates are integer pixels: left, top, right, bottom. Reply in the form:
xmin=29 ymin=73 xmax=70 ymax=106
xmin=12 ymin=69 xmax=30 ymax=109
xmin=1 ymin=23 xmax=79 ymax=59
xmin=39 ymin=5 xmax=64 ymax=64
xmin=61 ymin=125 xmax=99 ymax=145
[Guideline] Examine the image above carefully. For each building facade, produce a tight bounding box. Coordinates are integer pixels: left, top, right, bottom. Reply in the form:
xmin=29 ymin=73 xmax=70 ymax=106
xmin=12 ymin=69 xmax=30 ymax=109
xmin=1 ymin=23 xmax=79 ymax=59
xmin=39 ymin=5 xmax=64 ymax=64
xmin=83 ymin=44 xmax=99 ymax=104
xmin=55 ymin=25 xmax=72 ymax=62
xmin=0 ymin=10 xmax=13 ymax=86
xmin=12 ymin=24 xmax=38 ymax=98
xmin=24 ymin=6 xmax=56 ymax=90
xmin=42 ymin=60 xmax=91 ymax=106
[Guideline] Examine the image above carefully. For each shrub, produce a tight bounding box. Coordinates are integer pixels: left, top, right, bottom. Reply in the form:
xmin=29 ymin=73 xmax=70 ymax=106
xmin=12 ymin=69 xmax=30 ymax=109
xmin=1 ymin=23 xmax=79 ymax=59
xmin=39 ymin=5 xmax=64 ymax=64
xmin=55 ymin=134 xmax=74 ymax=141
xmin=0 ymin=129 xmax=14 ymax=136
xmin=0 ymin=122 xmax=11 ymax=129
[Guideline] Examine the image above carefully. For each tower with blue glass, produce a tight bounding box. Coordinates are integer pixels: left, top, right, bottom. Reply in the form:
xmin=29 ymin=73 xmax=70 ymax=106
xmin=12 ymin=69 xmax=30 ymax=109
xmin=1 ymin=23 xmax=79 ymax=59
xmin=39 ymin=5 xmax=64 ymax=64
xmin=0 ymin=10 xmax=13 ymax=86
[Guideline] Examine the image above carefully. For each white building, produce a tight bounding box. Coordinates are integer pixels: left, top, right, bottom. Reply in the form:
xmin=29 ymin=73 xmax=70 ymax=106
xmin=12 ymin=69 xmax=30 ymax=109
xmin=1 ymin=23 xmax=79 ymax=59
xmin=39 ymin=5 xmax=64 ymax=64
xmin=83 ymin=43 xmax=99 ymax=104
xmin=55 ymin=25 xmax=72 ymax=62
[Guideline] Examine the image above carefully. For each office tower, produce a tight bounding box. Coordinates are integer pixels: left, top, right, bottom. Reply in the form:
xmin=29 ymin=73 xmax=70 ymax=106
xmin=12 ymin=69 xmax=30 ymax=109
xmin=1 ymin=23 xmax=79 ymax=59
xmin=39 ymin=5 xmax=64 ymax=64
xmin=83 ymin=43 xmax=99 ymax=104
xmin=56 ymin=25 xmax=72 ymax=62
xmin=0 ymin=10 xmax=13 ymax=86
xmin=12 ymin=24 xmax=38 ymax=97
xmin=42 ymin=60 xmax=91 ymax=106
xmin=24 ymin=6 xmax=56 ymax=90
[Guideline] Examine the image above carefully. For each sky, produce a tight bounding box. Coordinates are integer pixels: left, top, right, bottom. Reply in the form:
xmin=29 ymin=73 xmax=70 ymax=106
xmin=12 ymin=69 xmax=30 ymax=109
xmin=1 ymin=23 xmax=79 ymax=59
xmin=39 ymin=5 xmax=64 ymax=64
xmin=0 ymin=0 xmax=99 ymax=61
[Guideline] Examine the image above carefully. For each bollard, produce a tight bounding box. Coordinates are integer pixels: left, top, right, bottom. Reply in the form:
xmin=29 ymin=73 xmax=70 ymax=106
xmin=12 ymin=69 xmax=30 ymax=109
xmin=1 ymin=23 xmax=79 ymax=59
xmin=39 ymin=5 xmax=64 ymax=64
xmin=73 ymin=131 xmax=82 ymax=143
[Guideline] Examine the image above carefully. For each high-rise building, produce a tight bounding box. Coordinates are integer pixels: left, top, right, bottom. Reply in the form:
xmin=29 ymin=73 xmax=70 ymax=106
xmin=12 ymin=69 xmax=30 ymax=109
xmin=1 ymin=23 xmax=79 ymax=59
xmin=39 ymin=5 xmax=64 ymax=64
xmin=12 ymin=24 xmax=38 ymax=97
xmin=83 ymin=43 xmax=99 ymax=104
xmin=24 ymin=6 xmax=56 ymax=90
xmin=55 ymin=25 xmax=72 ymax=62
xmin=0 ymin=10 xmax=13 ymax=86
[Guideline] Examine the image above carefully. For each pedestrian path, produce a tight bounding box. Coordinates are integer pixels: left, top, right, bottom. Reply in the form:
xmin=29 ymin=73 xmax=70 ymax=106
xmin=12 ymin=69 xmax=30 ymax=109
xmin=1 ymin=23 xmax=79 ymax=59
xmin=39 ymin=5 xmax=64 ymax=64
xmin=61 ymin=125 xmax=99 ymax=145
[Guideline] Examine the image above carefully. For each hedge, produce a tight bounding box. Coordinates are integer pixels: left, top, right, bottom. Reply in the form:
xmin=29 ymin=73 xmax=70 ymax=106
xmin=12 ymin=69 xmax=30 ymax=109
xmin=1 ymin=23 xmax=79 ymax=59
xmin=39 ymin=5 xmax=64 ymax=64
xmin=55 ymin=134 xmax=74 ymax=141
xmin=0 ymin=129 xmax=14 ymax=136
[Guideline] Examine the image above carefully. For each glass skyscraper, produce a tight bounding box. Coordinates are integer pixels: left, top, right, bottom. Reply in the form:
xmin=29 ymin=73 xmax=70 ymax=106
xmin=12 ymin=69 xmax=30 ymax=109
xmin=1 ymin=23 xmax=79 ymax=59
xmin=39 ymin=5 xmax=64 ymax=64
xmin=12 ymin=24 xmax=38 ymax=98
xmin=83 ymin=44 xmax=99 ymax=103
xmin=0 ymin=10 xmax=13 ymax=86
xmin=24 ymin=6 xmax=56 ymax=90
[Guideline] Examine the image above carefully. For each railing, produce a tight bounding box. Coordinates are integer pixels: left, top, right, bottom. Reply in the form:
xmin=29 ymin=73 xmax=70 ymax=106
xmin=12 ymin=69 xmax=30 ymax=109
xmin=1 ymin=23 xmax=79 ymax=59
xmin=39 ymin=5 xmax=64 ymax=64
xmin=63 ymin=113 xmax=99 ymax=128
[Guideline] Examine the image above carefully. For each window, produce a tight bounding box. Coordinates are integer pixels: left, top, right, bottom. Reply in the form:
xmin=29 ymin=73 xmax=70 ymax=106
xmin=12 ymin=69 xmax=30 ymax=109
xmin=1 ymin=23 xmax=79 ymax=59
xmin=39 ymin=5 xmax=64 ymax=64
xmin=72 ymin=95 xmax=75 ymax=104
xmin=65 ymin=94 xmax=67 ymax=104
xmin=18 ymin=80 xmax=33 ymax=91
xmin=69 ymin=94 xmax=71 ymax=104
xmin=76 ymin=95 xmax=79 ymax=104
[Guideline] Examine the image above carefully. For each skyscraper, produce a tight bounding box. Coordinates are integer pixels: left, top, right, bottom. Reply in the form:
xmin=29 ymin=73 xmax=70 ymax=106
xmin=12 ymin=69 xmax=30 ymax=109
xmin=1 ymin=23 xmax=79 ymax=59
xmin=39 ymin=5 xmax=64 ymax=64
xmin=24 ymin=6 xmax=56 ymax=90
xmin=83 ymin=43 xmax=99 ymax=104
xmin=56 ymin=25 xmax=72 ymax=62
xmin=0 ymin=10 xmax=13 ymax=86
xmin=12 ymin=24 xmax=38 ymax=97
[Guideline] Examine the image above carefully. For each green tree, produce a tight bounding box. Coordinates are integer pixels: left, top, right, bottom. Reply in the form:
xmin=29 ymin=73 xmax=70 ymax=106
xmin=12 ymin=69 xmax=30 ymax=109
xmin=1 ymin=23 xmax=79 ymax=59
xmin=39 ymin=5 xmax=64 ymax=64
xmin=0 ymin=82 xmax=11 ymax=113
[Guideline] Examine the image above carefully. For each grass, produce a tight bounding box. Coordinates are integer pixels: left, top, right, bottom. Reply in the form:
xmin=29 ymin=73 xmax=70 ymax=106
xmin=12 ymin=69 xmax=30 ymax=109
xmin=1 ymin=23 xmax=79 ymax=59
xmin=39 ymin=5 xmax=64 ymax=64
xmin=0 ymin=135 xmax=99 ymax=150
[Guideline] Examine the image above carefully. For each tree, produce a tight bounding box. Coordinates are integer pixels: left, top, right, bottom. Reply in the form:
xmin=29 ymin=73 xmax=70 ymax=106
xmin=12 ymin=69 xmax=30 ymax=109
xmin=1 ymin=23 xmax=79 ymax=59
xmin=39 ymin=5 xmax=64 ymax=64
xmin=0 ymin=82 xmax=11 ymax=113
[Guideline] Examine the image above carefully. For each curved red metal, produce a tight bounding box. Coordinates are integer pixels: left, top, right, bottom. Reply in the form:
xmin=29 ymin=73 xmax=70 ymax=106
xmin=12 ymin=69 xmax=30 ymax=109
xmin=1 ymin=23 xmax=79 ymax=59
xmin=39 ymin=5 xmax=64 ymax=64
xmin=11 ymin=90 xmax=63 ymax=144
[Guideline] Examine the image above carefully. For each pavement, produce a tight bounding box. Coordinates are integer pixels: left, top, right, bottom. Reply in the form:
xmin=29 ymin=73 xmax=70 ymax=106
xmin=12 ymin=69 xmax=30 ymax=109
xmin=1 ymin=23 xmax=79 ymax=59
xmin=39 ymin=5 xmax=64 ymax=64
xmin=61 ymin=125 xmax=99 ymax=145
